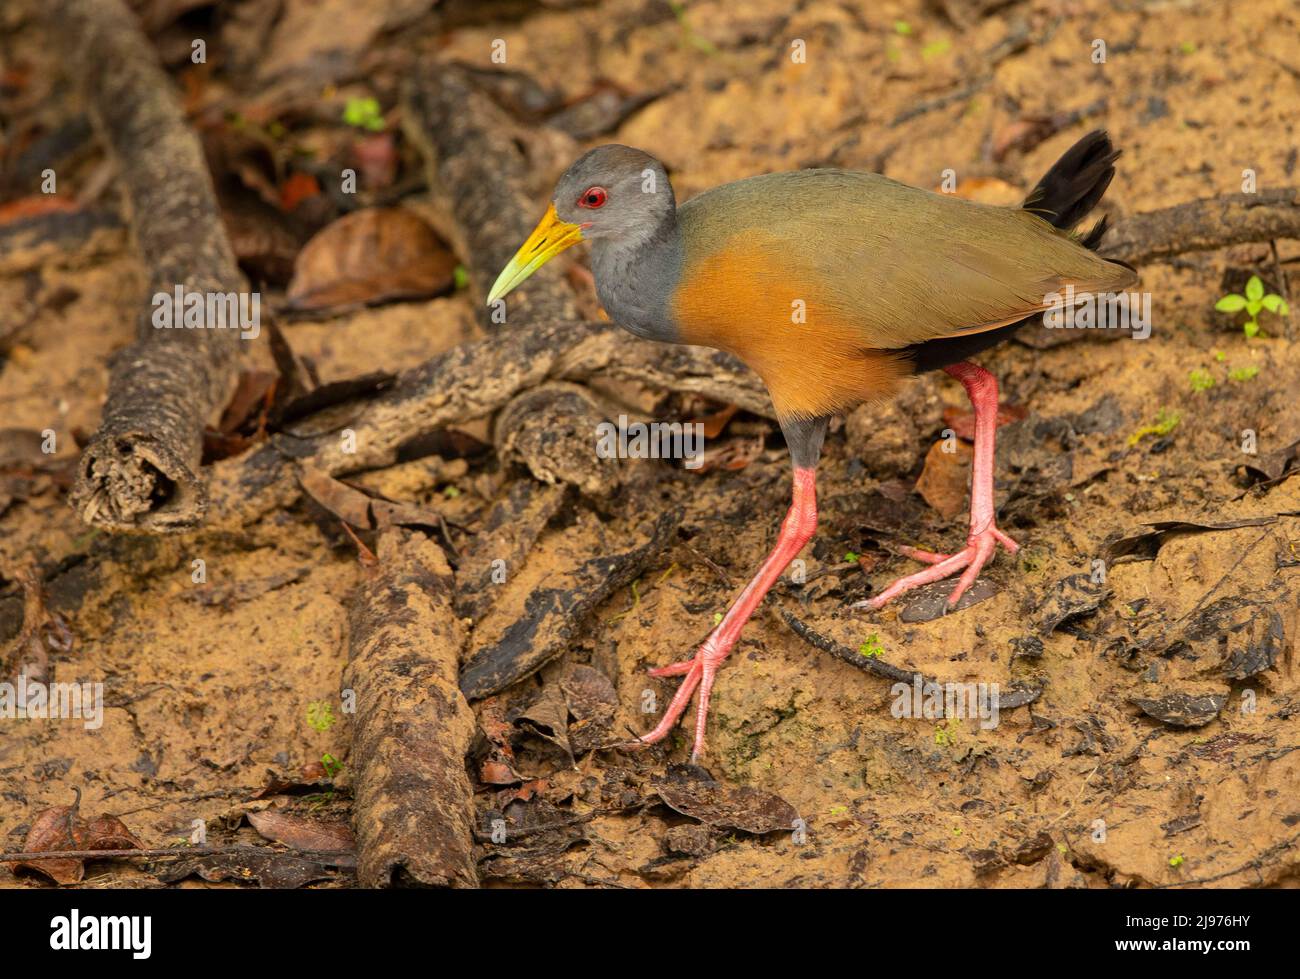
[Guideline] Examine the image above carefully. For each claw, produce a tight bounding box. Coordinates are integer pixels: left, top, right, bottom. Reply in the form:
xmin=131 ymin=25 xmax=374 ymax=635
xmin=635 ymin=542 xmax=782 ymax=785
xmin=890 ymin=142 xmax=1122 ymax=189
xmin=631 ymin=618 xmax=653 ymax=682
xmin=857 ymin=526 xmax=1018 ymax=611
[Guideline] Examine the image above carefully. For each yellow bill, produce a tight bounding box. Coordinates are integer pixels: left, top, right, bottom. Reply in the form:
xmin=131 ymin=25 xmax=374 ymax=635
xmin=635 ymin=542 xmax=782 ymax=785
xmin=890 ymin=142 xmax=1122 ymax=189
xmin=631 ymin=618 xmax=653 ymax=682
xmin=486 ymin=204 xmax=585 ymax=305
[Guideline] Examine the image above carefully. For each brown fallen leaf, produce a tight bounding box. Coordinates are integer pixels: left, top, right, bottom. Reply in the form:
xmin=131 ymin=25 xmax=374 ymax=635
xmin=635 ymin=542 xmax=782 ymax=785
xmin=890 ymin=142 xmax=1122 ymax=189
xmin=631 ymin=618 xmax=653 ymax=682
xmin=914 ymin=439 xmax=972 ymax=519
xmin=6 ymin=803 xmax=143 ymax=884
xmin=286 ymin=207 xmax=457 ymax=313
xmin=561 ymin=665 xmax=618 ymax=755
xmin=297 ymin=464 xmax=446 ymax=531
xmin=1131 ymin=691 xmax=1228 ymax=728
xmin=652 ymin=765 xmax=798 ymax=835
xmin=246 ymin=810 xmax=355 ymax=852
xmin=251 ymin=766 xmax=335 ymax=799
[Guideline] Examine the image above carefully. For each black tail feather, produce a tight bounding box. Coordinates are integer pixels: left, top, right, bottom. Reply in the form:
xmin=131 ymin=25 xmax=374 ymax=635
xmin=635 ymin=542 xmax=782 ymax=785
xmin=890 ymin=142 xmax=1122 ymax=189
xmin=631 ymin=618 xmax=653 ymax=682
xmin=906 ymin=130 xmax=1125 ymax=374
xmin=1022 ymin=129 xmax=1118 ymax=232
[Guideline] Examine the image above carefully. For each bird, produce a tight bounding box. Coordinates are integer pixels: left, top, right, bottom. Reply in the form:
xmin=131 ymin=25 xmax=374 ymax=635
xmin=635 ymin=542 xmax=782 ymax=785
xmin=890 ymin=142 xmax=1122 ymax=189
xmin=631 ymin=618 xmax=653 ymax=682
xmin=487 ymin=131 xmax=1138 ymax=761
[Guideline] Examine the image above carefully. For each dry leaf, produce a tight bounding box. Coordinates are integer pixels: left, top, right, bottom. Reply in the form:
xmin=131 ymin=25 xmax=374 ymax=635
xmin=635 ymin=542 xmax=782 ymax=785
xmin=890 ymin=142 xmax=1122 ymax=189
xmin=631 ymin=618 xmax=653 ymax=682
xmin=914 ymin=440 xmax=972 ymax=519
xmin=6 ymin=805 xmax=142 ymax=884
xmin=286 ymin=207 xmax=456 ymax=312
xmin=246 ymin=810 xmax=355 ymax=852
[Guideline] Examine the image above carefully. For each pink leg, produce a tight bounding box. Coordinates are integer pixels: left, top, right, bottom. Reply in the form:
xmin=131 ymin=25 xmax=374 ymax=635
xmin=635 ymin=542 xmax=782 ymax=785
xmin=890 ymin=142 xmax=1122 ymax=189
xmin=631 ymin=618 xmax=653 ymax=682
xmin=861 ymin=361 xmax=1018 ymax=610
xmin=635 ymin=467 xmax=818 ymax=761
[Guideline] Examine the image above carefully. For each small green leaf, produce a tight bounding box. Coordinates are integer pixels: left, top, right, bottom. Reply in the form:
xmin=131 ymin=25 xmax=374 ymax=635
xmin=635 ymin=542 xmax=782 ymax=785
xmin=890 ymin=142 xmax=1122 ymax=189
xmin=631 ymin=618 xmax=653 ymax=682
xmin=1244 ymin=319 xmax=1260 ymax=338
xmin=453 ymin=265 xmax=469 ymax=290
xmin=1188 ymin=368 xmax=1214 ymax=392
xmin=1245 ymin=276 xmax=1264 ymax=302
xmin=893 ymin=19 xmax=913 ymax=35
xmin=1228 ymin=365 xmax=1259 ymax=382
xmin=858 ymin=634 xmax=883 ymax=658
xmin=1278 ymin=299 xmax=1290 ymax=316
xmin=843 ymin=551 xmax=859 ymax=563
xmin=1215 ymin=294 xmax=1246 ymax=312
xmin=921 ymin=39 xmax=951 ymax=60
xmin=1246 ymin=299 xmax=1262 ymax=317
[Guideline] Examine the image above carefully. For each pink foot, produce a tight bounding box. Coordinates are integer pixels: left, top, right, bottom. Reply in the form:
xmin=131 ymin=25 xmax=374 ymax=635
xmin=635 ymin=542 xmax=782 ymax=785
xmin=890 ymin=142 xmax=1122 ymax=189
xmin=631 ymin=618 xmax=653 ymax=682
xmin=633 ymin=636 xmax=732 ymax=762
xmin=627 ymin=467 xmax=820 ymax=762
xmin=858 ymin=361 xmax=1020 ymax=613
xmin=858 ymin=526 xmax=1018 ymax=610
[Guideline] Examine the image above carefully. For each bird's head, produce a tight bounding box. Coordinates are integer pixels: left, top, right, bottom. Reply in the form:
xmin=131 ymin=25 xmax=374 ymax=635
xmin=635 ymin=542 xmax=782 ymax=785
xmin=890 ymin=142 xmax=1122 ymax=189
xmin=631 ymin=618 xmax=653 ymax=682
xmin=486 ymin=144 xmax=673 ymax=305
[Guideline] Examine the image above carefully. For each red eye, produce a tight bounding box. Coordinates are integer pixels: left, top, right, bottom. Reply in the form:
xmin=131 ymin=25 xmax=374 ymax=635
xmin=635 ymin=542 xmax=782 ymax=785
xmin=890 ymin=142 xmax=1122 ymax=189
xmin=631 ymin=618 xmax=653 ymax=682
xmin=579 ymin=186 xmax=607 ymax=208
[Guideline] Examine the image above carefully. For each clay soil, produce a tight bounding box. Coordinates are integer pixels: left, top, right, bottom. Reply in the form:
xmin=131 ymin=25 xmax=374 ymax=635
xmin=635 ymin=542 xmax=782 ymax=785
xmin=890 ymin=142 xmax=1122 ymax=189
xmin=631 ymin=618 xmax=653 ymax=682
xmin=2 ymin=0 xmax=1298 ymax=889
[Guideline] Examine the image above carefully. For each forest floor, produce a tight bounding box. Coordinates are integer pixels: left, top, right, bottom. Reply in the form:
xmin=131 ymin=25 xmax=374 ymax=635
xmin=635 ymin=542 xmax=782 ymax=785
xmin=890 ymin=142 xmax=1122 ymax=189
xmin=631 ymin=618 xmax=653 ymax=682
xmin=2 ymin=0 xmax=1299 ymax=888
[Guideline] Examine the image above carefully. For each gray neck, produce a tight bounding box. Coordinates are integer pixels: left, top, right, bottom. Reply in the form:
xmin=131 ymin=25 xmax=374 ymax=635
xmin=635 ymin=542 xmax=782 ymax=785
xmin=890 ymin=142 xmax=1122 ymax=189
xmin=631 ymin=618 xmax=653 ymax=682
xmin=589 ymin=211 xmax=683 ymax=343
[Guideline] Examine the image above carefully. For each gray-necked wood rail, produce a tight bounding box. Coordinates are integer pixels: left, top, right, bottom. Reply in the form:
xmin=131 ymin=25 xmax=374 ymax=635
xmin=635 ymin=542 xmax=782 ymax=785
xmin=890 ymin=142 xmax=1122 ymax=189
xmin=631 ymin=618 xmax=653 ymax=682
xmin=489 ymin=131 xmax=1138 ymax=760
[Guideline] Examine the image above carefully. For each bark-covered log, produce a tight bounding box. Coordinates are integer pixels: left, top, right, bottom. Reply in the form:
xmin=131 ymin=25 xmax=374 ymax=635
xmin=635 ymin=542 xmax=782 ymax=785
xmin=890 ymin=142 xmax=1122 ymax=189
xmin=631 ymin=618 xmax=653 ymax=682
xmin=403 ymin=63 xmax=576 ymax=326
xmin=345 ymin=529 xmax=478 ymax=888
xmin=1103 ymin=188 xmax=1300 ymax=266
xmin=205 ymin=320 xmax=769 ymax=528
xmin=454 ymin=479 xmax=568 ymax=624
xmin=494 ymin=382 xmax=620 ymax=496
xmin=58 ymin=0 xmax=244 ymax=532
xmin=460 ymin=507 xmax=683 ymax=700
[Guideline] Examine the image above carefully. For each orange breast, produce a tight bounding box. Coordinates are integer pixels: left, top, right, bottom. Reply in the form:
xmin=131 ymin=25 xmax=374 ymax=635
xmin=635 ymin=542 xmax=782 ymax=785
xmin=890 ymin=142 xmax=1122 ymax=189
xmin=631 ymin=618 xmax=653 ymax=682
xmin=671 ymin=237 xmax=909 ymax=421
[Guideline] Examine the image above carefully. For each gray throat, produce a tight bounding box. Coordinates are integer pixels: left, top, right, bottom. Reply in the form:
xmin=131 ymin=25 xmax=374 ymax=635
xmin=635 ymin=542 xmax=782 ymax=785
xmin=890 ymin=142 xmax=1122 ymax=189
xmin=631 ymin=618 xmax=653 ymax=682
xmin=589 ymin=212 xmax=684 ymax=344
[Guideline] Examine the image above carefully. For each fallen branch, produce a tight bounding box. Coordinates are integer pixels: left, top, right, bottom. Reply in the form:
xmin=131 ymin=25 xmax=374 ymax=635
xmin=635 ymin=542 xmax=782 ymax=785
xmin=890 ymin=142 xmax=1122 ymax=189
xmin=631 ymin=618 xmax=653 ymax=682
xmin=205 ymin=320 xmax=768 ymax=528
xmin=1103 ymin=188 xmax=1300 ymax=266
xmin=403 ymin=63 xmax=576 ymax=324
xmin=494 ymin=382 xmax=620 ymax=496
xmin=460 ymin=506 xmax=683 ymax=699
xmin=454 ymin=479 xmax=568 ymax=623
xmin=781 ymin=610 xmax=1044 ymax=710
xmin=58 ymin=0 xmax=245 ymax=532
xmin=345 ymin=529 xmax=478 ymax=888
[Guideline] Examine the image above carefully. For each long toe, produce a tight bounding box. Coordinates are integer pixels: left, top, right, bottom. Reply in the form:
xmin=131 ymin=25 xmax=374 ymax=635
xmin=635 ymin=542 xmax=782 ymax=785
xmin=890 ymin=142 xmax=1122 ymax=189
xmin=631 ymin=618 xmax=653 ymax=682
xmin=863 ymin=526 xmax=1014 ymax=610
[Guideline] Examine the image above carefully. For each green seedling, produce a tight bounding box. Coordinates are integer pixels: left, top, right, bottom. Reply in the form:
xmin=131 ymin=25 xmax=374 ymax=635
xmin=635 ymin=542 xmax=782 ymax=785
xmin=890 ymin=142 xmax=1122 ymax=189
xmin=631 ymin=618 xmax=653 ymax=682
xmin=1128 ymin=408 xmax=1181 ymax=447
xmin=321 ymin=753 xmax=343 ymax=778
xmin=859 ymin=634 xmax=884 ymax=658
xmin=843 ymin=550 xmax=859 ymax=563
xmin=453 ymin=265 xmax=469 ymax=290
xmin=443 ymin=485 xmax=461 ymax=499
xmin=343 ymin=96 xmax=385 ymax=132
xmin=713 ymin=612 xmax=724 ymax=627
xmin=894 ymin=20 xmax=913 ymax=34
xmin=1228 ymin=365 xmax=1259 ymax=382
xmin=1215 ymin=275 xmax=1289 ymax=337
xmin=1188 ymin=368 xmax=1215 ymax=393
xmin=921 ymin=39 xmax=951 ymax=60
xmin=306 ymin=700 xmax=335 ymax=733
xmin=935 ymin=718 xmax=961 ymax=747
xmin=1169 ymin=853 xmax=1185 ymax=868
